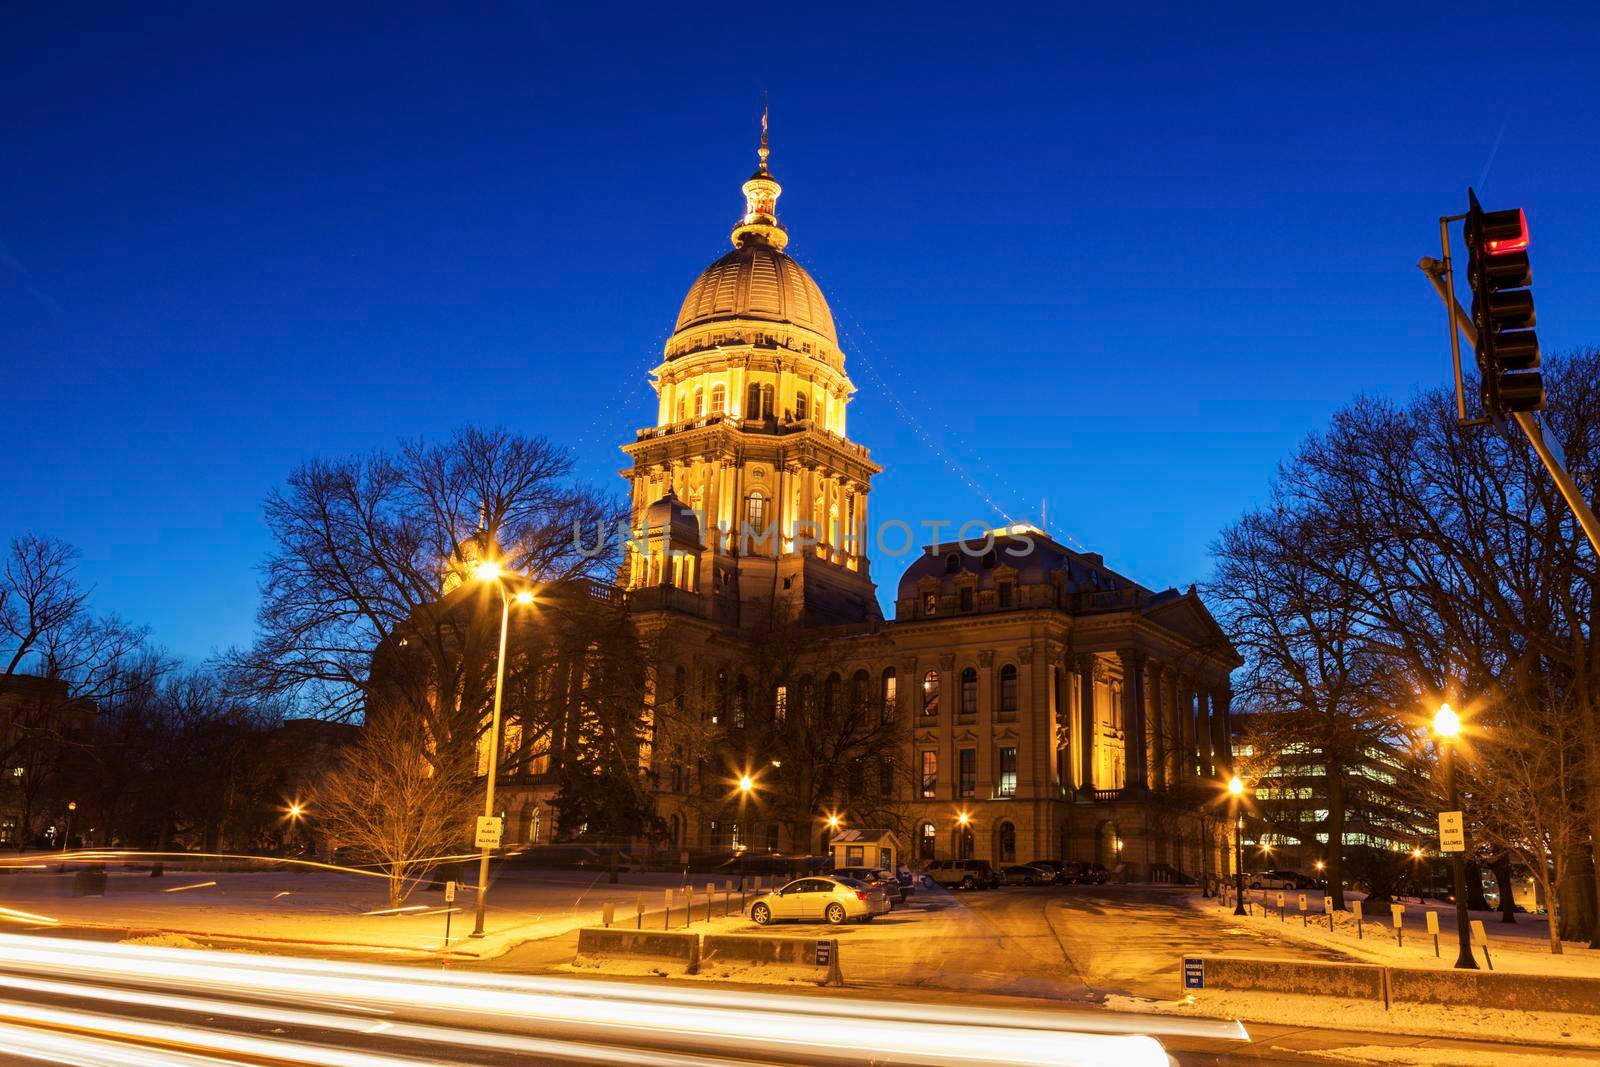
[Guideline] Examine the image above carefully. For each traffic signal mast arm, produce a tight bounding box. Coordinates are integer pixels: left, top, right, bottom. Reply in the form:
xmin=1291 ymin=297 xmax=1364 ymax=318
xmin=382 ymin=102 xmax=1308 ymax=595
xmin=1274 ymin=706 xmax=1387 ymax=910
xmin=1419 ymin=254 xmax=1600 ymax=555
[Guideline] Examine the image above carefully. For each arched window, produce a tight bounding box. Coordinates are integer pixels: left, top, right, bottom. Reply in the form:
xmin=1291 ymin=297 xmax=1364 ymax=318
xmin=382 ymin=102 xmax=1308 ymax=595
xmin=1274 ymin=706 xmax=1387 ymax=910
xmin=919 ymin=822 xmax=936 ymax=861
xmin=676 ymin=396 xmax=686 ymax=423
xmin=944 ymin=552 xmax=961 ymax=574
xmin=694 ymin=388 xmax=705 ymax=417
xmin=880 ymin=667 xmax=897 ymax=722
xmin=922 ymin=669 xmax=940 ymax=716
xmin=851 ymin=669 xmax=871 ymax=717
xmin=1000 ymin=664 xmax=1019 ymax=712
xmin=761 ymin=384 xmax=774 ymax=418
xmin=981 ymin=549 xmax=997 ymax=569
xmin=746 ymin=383 xmax=761 ymax=418
xmin=960 ymin=667 xmax=978 ymax=715
xmin=998 ymin=821 xmax=1017 ymax=864
xmin=710 ymin=384 xmax=725 ymax=414
xmin=795 ymin=392 xmax=808 ymax=421
xmin=746 ymin=490 xmax=767 ymax=534
xmin=824 ymin=673 xmax=842 ymax=717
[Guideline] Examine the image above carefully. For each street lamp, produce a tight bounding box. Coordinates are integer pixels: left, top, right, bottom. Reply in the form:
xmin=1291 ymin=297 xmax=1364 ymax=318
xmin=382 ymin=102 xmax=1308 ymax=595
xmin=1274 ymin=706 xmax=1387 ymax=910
xmin=1227 ymin=776 xmax=1247 ymax=915
xmin=62 ymin=801 xmax=76 ymax=853
xmin=735 ymin=771 xmax=756 ymax=888
xmin=1433 ymin=703 xmax=1477 ymax=969
xmin=469 ymin=560 xmax=536 ymax=939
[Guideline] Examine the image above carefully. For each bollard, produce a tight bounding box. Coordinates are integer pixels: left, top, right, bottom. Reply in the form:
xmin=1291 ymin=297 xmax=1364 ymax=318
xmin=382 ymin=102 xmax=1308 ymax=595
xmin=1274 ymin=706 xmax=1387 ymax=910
xmin=706 ymin=883 xmax=715 ymax=924
xmin=602 ymin=902 xmax=615 ymax=929
xmin=1425 ymin=910 xmax=1440 ymax=957
xmin=1352 ymin=899 xmax=1363 ymax=939
xmin=663 ymin=888 xmax=673 ymax=930
xmin=1390 ymin=902 xmax=1405 ymax=947
xmin=1470 ymin=919 xmax=1491 ymax=970
xmin=636 ymin=896 xmax=644 ymax=930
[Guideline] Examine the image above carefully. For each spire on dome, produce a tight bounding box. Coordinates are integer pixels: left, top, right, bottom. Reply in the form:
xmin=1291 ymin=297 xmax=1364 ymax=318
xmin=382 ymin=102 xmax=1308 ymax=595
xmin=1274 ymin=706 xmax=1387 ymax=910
xmin=732 ymin=103 xmax=788 ymax=251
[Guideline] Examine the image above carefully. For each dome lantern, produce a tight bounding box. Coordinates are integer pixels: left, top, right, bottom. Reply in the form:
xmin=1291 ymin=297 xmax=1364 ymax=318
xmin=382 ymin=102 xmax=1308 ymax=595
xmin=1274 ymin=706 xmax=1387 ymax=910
xmin=731 ymin=106 xmax=788 ymax=252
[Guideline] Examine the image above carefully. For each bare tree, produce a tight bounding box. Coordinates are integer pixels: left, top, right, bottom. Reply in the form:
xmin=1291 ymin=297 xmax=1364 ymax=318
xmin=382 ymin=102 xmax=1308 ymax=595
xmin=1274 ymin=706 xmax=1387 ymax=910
xmin=312 ymin=711 xmax=476 ymax=908
xmin=233 ymin=427 xmax=621 ymax=785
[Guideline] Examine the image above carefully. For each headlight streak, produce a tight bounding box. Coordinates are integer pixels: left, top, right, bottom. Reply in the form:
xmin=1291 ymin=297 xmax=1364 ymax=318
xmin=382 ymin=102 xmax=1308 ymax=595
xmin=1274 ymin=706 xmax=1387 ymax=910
xmin=0 ymin=934 xmax=1182 ymax=1066
xmin=0 ymin=971 xmax=752 ymax=1067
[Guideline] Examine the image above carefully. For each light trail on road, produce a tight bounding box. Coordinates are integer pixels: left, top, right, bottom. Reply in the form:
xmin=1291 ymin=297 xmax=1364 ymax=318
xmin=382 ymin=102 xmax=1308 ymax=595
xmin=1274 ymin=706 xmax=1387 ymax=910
xmin=0 ymin=933 xmax=1194 ymax=1065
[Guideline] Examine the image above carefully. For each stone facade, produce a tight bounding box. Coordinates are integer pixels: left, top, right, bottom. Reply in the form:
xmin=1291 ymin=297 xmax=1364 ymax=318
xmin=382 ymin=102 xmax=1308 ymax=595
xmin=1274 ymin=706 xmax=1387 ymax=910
xmin=495 ymin=130 xmax=1241 ymax=881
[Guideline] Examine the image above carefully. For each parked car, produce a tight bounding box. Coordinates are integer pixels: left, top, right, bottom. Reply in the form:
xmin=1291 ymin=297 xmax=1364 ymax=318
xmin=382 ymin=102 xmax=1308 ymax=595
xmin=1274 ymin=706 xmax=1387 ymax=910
xmin=1024 ymin=860 xmax=1068 ymax=884
xmin=1248 ymin=869 xmax=1319 ymax=890
xmin=1062 ymin=861 xmax=1110 ymax=885
xmin=925 ymin=859 xmax=999 ymax=890
xmin=834 ymin=866 xmax=904 ymax=904
xmin=747 ymin=876 xmax=885 ymax=926
xmin=1000 ymin=864 xmax=1054 ymax=886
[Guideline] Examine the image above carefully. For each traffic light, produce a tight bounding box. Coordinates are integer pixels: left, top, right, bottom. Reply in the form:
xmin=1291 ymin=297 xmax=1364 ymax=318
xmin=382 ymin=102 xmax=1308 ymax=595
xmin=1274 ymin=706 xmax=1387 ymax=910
xmin=1464 ymin=188 xmax=1543 ymax=416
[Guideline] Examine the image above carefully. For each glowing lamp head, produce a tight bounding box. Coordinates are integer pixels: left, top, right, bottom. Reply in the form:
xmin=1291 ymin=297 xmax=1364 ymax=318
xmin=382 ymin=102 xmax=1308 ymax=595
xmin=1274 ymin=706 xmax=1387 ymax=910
xmin=825 ymin=814 xmax=840 ymax=830
xmin=67 ymin=801 xmax=76 ymax=812
xmin=513 ymin=589 xmax=535 ymax=605
xmin=1314 ymin=860 xmax=1325 ymax=872
xmin=473 ymin=561 xmax=503 ymax=583
xmin=1411 ymin=847 xmax=1423 ymax=859
xmin=1433 ymin=703 xmax=1461 ymax=739
xmin=286 ymin=802 xmax=304 ymax=819
xmin=1227 ymin=775 xmax=1244 ymax=797
xmin=956 ymin=810 xmax=971 ymax=827
xmin=738 ymin=774 xmax=754 ymax=794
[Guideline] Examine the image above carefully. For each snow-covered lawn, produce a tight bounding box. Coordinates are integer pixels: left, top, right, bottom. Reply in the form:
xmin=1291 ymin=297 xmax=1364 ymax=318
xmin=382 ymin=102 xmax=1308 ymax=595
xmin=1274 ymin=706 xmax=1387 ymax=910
xmin=1191 ymin=889 xmax=1600 ymax=978
xmin=0 ymin=860 xmax=782 ymax=958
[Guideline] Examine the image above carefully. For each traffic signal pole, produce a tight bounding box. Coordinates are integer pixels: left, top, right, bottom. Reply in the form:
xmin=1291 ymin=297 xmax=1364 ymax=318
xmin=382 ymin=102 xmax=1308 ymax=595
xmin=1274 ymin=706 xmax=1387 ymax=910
xmin=1419 ymin=254 xmax=1600 ymax=555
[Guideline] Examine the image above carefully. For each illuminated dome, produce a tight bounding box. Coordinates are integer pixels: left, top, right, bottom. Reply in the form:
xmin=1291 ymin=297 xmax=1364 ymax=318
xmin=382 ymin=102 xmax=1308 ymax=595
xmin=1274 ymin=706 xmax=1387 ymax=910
xmin=673 ymin=244 xmax=837 ymax=346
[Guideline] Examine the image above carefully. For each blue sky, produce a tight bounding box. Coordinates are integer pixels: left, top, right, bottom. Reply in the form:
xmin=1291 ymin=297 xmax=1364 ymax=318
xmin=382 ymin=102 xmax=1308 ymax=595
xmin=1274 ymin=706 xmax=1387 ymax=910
xmin=5 ymin=4 xmax=1599 ymax=662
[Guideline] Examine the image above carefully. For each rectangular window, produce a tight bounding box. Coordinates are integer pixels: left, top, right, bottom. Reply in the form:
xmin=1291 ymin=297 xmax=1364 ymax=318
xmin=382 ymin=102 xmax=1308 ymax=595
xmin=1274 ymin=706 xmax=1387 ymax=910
xmin=998 ymin=582 xmax=1014 ymax=608
xmin=998 ymin=747 xmax=1018 ymax=797
xmin=881 ymin=673 xmax=897 ymax=722
xmin=880 ymin=847 xmax=892 ymax=869
xmin=921 ymin=750 xmax=938 ymax=799
xmin=775 ymin=685 xmax=787 ymax=721
xmin=959 ymin=748 xmax=976 ymax=798
xmin=879 ymin=757 xmax=894 ymax=799
xmin=959 ymin=586 xmax=974 ymax=612
xmin=846 ymin=845 xmax=864 ymax=867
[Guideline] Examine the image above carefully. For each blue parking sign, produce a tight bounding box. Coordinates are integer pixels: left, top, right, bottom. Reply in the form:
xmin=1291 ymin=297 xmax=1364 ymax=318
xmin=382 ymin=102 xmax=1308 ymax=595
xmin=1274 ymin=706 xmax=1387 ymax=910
xmin=1183 ymin=957 xmax=1204 ymax=989
xmin=816 ymin=940 xmax=832 ymax=967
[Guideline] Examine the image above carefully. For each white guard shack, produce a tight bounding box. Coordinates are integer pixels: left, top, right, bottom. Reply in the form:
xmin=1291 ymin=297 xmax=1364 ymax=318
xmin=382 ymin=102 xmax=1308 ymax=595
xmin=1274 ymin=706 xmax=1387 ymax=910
xmin=829 ymin=829 xmax=901 ymax=871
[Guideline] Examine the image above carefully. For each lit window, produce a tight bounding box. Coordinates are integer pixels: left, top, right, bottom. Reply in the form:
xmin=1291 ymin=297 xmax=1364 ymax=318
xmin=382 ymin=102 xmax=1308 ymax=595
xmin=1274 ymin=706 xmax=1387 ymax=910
xmin=795 ymin=392 xmax=808 ymax=421
xmin=694 ymin=388 xmax=704 ymax=417
xmin=921 ymin=751 xmax=938 ymax=798
xmin=923 ymin=593 xmax=937 ymax=616
xmin=711 ymin=384 xmax=725 ymax=414
xmin=746 ymin=491 xmax=767 ymax=533
xmin=922 ymin=669 xmax=940 ymax=716
xmin=998 ymin=747 xmax=1018 ymax=796
xmin=880 ymin=668 xmax=897 ymax=722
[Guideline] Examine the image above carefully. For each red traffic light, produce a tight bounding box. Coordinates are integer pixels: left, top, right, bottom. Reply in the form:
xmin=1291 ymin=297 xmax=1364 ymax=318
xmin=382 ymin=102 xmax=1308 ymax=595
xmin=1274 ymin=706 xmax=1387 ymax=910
xmin=1483 ymin=208 xmax=1529 ymax=255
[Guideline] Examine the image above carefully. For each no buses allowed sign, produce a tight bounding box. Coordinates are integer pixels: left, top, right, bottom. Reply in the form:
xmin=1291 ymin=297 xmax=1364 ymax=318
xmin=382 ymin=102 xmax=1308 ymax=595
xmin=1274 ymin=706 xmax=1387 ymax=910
xmin=1438 ymin=811 xmax=1465 ymax=853
xmin=475 ymin=815 xmax=504 ymax=850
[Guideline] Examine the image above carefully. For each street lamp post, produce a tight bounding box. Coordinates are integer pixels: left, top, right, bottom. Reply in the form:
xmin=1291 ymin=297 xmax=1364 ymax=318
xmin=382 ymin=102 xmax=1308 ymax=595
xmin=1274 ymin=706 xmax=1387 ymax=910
xmin=1228 ymin=776 xmax=1247 ymax=915
xmin=737 ymin=773 xmax=754 ymax=889
xmin=62 ymin=801 xmax=76 ymax=853
xmin=469 ymin=561 xmax=534 ymax=939
xmin=1433 ymin=704 xmax=1477 ymax=969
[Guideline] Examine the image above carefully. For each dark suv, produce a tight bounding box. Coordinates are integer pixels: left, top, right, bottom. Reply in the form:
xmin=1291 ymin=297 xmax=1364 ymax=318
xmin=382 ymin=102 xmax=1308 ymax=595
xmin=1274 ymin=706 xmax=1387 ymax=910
xmin=925 ymin=859 xmax=999 ymax=890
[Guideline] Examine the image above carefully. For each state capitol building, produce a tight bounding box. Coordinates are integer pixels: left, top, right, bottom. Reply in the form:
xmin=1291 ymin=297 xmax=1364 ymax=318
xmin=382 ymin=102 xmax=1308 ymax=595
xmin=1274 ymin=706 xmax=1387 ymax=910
xmin=510 ymin=128 xmax=1239 ymax=882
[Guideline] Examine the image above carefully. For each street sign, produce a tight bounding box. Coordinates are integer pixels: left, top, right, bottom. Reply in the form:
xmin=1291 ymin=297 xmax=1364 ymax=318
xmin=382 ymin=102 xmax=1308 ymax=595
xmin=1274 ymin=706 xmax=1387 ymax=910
xmin=1297 ymin=892 xmax=1307 ymax=911
xmin=1439 ymin=811 xmax=1465 ymax=852
xmin=474 ymin=815 xmax=504 ymax=850
xmin=1183 ymin=957 xmax=1204 ymax=989
xmin=816 ymin=940 xmax=832 ymax=967
xmin=443 ymin=880 xmax=457 ymax=903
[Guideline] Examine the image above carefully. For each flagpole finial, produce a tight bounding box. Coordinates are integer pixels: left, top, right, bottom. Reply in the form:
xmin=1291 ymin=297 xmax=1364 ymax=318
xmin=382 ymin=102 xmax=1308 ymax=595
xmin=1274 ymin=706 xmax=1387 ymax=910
xmin=758 ymin=97 xmax=770 ymax=172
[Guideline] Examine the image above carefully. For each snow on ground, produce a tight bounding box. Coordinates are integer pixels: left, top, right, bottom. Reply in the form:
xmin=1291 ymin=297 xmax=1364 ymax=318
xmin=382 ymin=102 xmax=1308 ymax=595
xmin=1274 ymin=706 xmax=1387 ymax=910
xmin=0 ymin=860 xmax=779 ymax=958
xmin=1104 ymin=988 xmax=1600 ymax=1051
xmin=1189 ymin=889 xmax=1600 ymax=978
xmin=1281 ymin=1045 xmax=1600 ymax=1066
